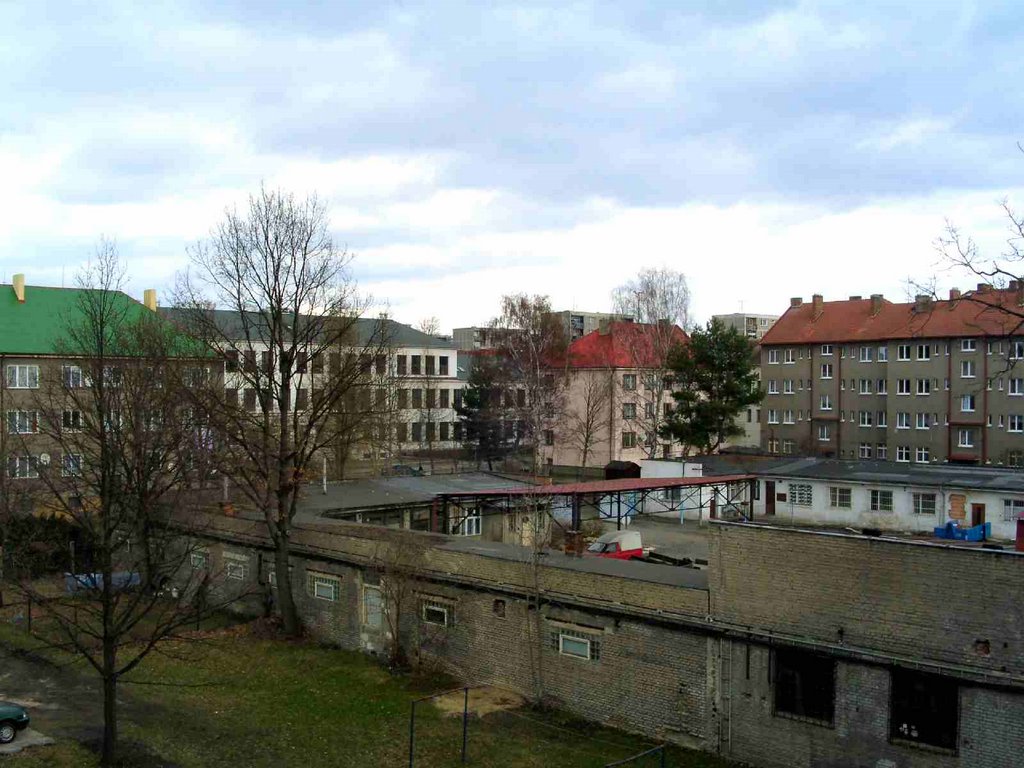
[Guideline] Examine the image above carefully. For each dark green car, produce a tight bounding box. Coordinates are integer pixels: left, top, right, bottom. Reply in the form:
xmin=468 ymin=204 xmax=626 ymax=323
xmin=0 ymin=701 xmax=29 ymax=744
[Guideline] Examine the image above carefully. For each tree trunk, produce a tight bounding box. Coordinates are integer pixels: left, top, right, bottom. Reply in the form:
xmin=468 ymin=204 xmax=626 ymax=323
xmin=101 ymin=657 xmax=117 ymax=765
xmin=274 ymin=537 xmax=300 ymax=636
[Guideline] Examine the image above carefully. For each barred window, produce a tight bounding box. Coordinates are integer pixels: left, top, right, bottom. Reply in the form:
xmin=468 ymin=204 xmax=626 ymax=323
xmin=890 ymin=669 xmax=957 ymax=750
xmin=788 ymin=484 xmax=812 ymax=506
xmin=1003 ymin=498 xmax=1024 ymax=522
xmin=550 ymin=628 xmax=601 ymax=661
xmin=307 ymin=572 xmax=341 ymax=601
xmin=871 ymin=490 xmax=893 ymax=512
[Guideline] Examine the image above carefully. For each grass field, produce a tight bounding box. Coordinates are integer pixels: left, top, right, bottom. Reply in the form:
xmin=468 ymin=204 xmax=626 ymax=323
xmin=1 ymin=620 xmax=736 ymax=768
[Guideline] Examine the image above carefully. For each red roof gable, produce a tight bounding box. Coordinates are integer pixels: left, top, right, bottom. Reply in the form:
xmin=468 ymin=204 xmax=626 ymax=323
xmin=761 ymin=289 xmax=1024 ymax=345
xmin=559 ymin=321 xmax=688 ymax=369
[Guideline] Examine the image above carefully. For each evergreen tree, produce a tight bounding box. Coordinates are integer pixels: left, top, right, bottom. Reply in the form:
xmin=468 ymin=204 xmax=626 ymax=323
xmin=661 ymin=319 xmax=763 ymax=454
xmin=456 ymin=354 xmax=515 ymax=470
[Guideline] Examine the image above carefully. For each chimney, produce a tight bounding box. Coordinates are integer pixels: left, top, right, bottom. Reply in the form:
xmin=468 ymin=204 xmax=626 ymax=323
xmin=949 ymin=288 xmax=961 ymax=301
xmin=12 ymin=274 xmax=25 ymax=303
xmin=143 ymin=289 xmax=157 ymax=311
xmin=1009 ymin=280 xmax=1020 ymax=291
xmin=790 ymin=297 xmax=803 ymax=308
xmin=848 ymin=295 xmax=862 ymax=301
xmin=811 ymin=294 xmax=824 ymax=318
xmin=598 ymin=319 xmax=611 ymax=335
xmin=977 ymin=283 xmax=992 ymax=294
xmin=870 ymin=294 xmax=884 ymax=316
xmin=913 ymin=294 xmax=934 ymax=313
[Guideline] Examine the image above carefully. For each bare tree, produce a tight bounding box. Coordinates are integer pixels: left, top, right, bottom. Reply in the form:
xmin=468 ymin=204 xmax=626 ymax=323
xmin=416 ymin=317 xmax=442 ymax=473
xmin=173 ymin=186 xmax=387 ymax=636
xmin=7 ymin=244 xmax=226 ymax=766
xmin=493 ymin=295 xmax=570 ymax=473
xmin=367 ymin=531 xmax=429 ymax=670
xmin=611 ymin=268 xmax=691 ymax=458
xmin=559 ymin=369 xmax=612 ymax=474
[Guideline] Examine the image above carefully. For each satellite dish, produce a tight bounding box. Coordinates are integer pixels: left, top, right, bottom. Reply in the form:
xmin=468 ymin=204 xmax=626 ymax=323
xmin=39 ymin=453 xmax=51 ymax=465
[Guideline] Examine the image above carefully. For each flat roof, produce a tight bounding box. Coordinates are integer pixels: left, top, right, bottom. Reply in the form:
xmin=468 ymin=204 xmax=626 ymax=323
xmin=438 ymin=536 xmax=709 ymax=590
xmin=733 ymin=457 xmax=1024 ymax=493
xmin=439 ymin=474 xmax=754 ymax=499
xmin=297 ymin=472 xmax=533 ymax=515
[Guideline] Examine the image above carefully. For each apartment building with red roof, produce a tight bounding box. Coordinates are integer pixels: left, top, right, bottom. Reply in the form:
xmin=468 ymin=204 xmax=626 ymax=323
xmin=542 ymin=320 xmax=689 ymax=471
xmin=759 ymin=284 xmax=1024 ymax=477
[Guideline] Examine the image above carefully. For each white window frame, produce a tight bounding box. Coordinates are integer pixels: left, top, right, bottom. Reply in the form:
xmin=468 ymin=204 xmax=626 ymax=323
xmin=961 ymin=360 xmax=976 ymax=379
xmin=5 ymin=365 xmax=39 ymax=389
xmin=916 ymin=379 xmax=931 ymax=396
xmin=1002 ymin=499 xmax=1024 ymax=522
xmin=820 ymin=364 xmax=833 ymax=380
xmin=784 ymin=349 xmax=795 ymax=364
xmin=915 ymin=447 xmax=930 ymax=463
xmin=61 ymin=453 xmax=83 ymax=477
xmin=768 ymin=380 xmax=779 ymax=395
xmin=821 ymin=344 xmax=833 ymax=356
xmin=957 ymin=429 xmax=975 ymax=448
xmin=62 ymin=365 xmax=85 ymax=388
xmin=917 ymin=344 xmax=931 ymax=361
xmin=896 ymin=446 xmax=910 ymax=463
xmin=783 ymin=379 xmax=794 ymax=394
xmin=961 ymin=395 xmax=976 ymax=413
xmin=897 ymin=344 xmax=911 ymax=361
xmin=421 ymin=600 xmax=451 ymax=627
xmin=768 ymin=349 xmax=779 ymax=364
xmin=190 ymin=550 xmax=210 ymax=569
xmin=1009 ymin=415 xmax=1024 ymax=433
xmin=308 ymin=572 xmax=341 ymax=601
xmin=870 ymin=489 xmax=894 ymax=512
xmin=897 ymin=379 xmax=911 ymax=395
xmin=876 ymin=444 xmax=888 ymax=460
xmin=859 ymin=411 xmax=872 ymax=427
xmin=7 ymin=455 xmax=39 ymax=479
xmin=1010 ymin=379 xmax=1024 ymax=396
xmin=818 ymin=424 xmax=830 ymax=442
xmin=362 ymin=584 xmax=383 ymax=630
xmin=877 ymin=346 xmax=888 ymax=362
xmin=896 ymin=412 xmax=910 ymax=430
xmin=767 ymin=409 xmax=779 ymax=424
xmin=226 ymin=561 xmax=248 ymax=580
xmin=877 ymin=379 xmax=887 ymax=395
xmin=7 ymin=410 xmax=38 ymax=435
xmin=913 ymin=493 xmax=937 ymax=515
xmin=820 ymin=394 xmax=832 ymax=411
xmin=915 ymin=413 xmax=930 ymax=430
xmin=961 ymin=338 xmax=976 ymax=352
xmin=859 ymin=443 xmax=872 ymax=459
xmin=858 ymin=379 xmax=871 ymax=395
xmin=829 ymin=486 xmax=852 ymax=508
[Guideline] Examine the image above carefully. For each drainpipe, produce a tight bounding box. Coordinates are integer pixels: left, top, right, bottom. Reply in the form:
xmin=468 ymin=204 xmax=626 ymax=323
xmin=982 ymin=347 xmax=989 ymax=463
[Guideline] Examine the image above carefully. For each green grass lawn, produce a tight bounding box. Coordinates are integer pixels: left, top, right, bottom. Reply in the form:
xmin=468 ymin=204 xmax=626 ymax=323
xmin=2 ymin=621 xmax=736 ymax=768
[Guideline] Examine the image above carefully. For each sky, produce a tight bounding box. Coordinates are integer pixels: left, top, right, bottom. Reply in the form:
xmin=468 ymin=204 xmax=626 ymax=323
xmin=2 ymin=1 xmax=1024 ymax=332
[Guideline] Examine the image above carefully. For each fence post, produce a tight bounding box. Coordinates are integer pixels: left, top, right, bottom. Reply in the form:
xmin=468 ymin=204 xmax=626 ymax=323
xmin=461 ymin=686 xmax=469 ymax=764
xmin=407 ymin=699 xmax=416 ymax=768
xmin=26 ymin=596 xmax=31 ymax=634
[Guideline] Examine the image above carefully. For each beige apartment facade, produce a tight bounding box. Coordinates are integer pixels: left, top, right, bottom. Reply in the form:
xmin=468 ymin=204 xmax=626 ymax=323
xmin=760 ymin=289 xmax=1024 ymax=466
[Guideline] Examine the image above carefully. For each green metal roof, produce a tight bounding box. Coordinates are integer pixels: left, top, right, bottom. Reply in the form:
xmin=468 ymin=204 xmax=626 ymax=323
xmin=0 ymin=283 xmax=160 ymax=356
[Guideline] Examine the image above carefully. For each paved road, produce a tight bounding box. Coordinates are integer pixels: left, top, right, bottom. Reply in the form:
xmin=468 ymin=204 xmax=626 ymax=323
xmin=628 ymin=516 xmax=711 ymax=561
xmin=0 ymin=648 xmax=104 ymax=746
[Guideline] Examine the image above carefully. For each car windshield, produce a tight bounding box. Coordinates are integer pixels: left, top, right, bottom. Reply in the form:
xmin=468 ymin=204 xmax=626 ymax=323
xmin=587 ymin=541 xmax=608 ymax=553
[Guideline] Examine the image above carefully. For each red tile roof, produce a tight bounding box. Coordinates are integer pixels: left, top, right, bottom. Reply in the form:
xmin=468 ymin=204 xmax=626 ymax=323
xmin=557 ymin=321 xmax=688 ymax=369
xmin=761 ymin=289 xmax=1024 ymax=345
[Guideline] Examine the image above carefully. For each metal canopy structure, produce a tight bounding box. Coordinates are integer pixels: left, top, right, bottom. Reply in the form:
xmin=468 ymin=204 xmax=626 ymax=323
xmin=436 ymin=474 xmax=757 ymax=532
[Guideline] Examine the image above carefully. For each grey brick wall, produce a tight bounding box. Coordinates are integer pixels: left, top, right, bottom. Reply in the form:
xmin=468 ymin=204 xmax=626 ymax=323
xmin=717 ymin=639 xmax=1024 ymax=768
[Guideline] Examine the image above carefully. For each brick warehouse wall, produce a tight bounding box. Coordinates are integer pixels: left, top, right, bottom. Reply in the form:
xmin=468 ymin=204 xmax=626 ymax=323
xmin=177 ymin=515 xmax=714 ymax=748
xmin=707 ymin=522 xmax=1024 ymax=767
xmin=713 ymin=639 xmax=1024 ymax=768
xmin=708 ymin=522 xmax=1024 ymax=679
xmin=176 ymin=514 xmax=1024 ymax=766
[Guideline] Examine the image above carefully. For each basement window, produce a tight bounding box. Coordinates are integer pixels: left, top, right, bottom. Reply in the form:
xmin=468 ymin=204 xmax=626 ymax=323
xmin=890 ymin=669 xmax=958 ymax=752
xmin=421 ymin=600 xmax=451 ymax=627
xmin=773 ymin=648 xmax=835 ymax=726
xmin=307 ymin=572 xmax=341 ymax=601
xmin=551 ymin=629 xmax=601 ymax=661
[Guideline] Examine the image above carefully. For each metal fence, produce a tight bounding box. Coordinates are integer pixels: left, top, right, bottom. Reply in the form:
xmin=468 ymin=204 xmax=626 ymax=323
xmin=407 ymin=685 xmax=472 ymax=768
xmin=604 ymin=745 xmax=667 ymax=768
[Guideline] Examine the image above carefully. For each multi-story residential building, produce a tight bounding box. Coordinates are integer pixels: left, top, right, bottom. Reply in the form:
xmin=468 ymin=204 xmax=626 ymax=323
xmin=760 ymin=287 xmax=1024 ymax=465
xmin=453 ymin=311 xmax=633 ymax=350
xmin=547 ymin=310 xmax=634 ymax=342
xmin=1 ymin=276 xmax=179 ymax=511
xmin=543 ymin=320 xmax=689 ymax=471
xmin=711 ymin=312 xmax=779 ymax=341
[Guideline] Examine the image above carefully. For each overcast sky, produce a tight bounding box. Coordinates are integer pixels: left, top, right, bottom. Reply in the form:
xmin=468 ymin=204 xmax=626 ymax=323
xmin=3 ymin=2 xmax=1023 ymax=331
